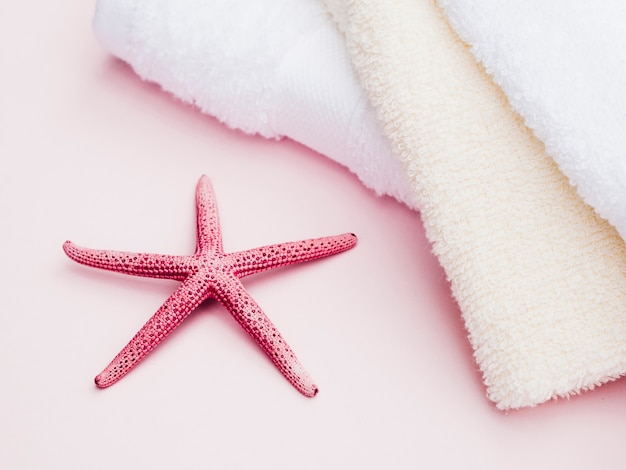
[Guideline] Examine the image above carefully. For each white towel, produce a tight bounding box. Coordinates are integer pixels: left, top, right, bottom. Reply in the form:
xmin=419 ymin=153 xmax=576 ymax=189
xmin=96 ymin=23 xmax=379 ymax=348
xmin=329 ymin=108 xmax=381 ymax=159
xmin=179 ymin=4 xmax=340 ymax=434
xmin=440 ymin=0 xmax=626 ymax=241
xmin=93 ymin=0 xmax=413 ymax=208
xmin=93 ymin=0 xmax=626 ymax=409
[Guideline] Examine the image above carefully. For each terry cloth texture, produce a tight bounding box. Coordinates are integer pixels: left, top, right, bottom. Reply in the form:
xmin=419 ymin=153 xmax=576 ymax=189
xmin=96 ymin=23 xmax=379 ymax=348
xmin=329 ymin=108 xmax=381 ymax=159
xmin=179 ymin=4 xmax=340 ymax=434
xmin=93 ymin=0 xmax=413 ymax=208
xmin=322 ymin=0 xmax=626 ymax=408
xmin=439 ymin=0 xmax=626 ymax=242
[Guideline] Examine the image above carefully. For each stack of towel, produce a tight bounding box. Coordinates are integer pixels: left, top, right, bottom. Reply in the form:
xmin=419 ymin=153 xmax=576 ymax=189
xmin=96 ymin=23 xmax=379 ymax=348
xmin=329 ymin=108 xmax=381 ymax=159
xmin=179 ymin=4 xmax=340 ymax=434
xmin=93 ymin=0 xmax=626 ymax=409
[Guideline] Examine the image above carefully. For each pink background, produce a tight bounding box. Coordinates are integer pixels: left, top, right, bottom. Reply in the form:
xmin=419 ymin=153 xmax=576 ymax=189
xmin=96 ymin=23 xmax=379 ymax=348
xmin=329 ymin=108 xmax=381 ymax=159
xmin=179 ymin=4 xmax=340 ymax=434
xmin=2 ymin=2 xmax=626 ymax=469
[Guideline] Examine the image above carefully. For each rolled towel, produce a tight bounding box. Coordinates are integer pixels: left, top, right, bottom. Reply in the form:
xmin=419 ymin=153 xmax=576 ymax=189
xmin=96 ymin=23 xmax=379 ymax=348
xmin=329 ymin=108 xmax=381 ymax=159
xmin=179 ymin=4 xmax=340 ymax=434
xmin=93 ymin=0 xmax=414 ymax=208
xmin=440 ymin=0 xmax=626 ymax=241
xmin=93 ymin=0 xmax=626 ymax=409
xmin=322 ymin=0 xmax=626 ymax=409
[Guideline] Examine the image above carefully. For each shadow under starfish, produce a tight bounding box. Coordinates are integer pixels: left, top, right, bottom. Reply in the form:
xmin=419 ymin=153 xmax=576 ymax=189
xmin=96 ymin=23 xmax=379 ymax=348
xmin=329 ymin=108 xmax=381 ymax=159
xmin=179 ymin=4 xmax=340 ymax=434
xmin=64 ymin=175 xmax=357 ymax=397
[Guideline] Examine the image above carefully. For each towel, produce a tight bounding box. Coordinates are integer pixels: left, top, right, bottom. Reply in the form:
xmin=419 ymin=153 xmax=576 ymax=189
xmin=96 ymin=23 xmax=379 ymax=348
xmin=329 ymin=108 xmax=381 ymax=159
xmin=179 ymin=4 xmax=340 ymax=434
xmin=439 ymin=0 xmax=626 ymax=242
xmin=93 ymin=0 xmax=626 ymax=409
xmin=93 ymin=0 xmax=414 ymax=208
xmin=321 ymin=0 xmax=626 ymax=409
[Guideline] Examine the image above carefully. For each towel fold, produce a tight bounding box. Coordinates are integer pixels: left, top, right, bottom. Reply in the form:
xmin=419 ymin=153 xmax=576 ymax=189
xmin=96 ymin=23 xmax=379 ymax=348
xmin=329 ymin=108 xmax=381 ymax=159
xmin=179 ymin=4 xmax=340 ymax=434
xmin=439 ymin=0 xmax=626 ymax=242
xmin=322 ymin=0 xmax=626 ymax=409
xmin=93 ymin=0 xmax=626 ymax=409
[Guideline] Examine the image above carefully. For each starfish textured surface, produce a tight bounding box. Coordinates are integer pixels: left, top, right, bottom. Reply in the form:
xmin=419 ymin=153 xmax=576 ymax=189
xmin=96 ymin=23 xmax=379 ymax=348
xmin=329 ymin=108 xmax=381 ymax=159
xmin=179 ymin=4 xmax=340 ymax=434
xmin=63 ymin=175 xmax=357 ymax=397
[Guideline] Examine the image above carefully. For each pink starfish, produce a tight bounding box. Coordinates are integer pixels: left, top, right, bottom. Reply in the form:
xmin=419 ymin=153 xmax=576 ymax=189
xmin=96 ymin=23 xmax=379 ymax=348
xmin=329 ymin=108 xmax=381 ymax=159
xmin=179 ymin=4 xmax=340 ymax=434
xmin=63 ymin=175 xmax=357 ymax=397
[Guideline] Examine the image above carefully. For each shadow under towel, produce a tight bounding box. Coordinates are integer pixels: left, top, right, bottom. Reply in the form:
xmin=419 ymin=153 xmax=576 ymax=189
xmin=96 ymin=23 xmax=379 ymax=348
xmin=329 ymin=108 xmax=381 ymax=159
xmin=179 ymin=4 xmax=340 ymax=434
xmin=323 ymin=0 xmax=626 ymax=408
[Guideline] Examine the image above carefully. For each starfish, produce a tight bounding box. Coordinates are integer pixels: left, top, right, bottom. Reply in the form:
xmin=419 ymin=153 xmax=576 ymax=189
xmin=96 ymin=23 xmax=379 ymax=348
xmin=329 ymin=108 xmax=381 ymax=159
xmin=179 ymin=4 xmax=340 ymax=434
xmin=63 ymin=175 xmax=357 ymax=397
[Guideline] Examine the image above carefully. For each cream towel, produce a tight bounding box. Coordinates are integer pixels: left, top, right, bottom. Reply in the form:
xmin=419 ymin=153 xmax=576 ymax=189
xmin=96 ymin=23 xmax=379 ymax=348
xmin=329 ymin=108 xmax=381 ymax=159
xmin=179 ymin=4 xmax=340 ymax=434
xmin=323 ymin=0 xmax=626 ymax=409
xmin=93 ymin=0 xmax=626 ymax=408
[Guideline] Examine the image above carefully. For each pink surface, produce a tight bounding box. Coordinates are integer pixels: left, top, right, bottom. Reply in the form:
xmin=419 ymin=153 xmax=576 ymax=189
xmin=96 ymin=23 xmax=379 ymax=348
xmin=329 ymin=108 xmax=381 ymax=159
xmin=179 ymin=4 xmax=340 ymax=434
xmin=2 ymin=2 xmax=626 ymax=469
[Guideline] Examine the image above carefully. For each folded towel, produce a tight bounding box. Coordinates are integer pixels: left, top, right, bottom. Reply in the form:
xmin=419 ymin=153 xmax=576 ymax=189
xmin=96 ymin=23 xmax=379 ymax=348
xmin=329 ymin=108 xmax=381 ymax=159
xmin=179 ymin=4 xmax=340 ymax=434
xmin=440 ymin=0 xmax=626 ymax=241
xmin=93 ymin=0 xmax=414 ymax=208
xmin=93 ymin=0 xmax=626 ymax=409
xmin=322 ymin=0 xmax=626 ymax=408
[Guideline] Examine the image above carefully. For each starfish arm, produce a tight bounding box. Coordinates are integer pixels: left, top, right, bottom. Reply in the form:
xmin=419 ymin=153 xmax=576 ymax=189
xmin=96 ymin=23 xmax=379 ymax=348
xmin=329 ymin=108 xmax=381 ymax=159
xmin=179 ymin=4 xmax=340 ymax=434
xmin=214 ymin=276 xmax=318 ymax=397
xmin=94 ymin=275 xmax=209 ymax=387
xmin=63 ymin=241 xmax=190 ymax=281
xmin=195 ymin=175 xmax=223 ymax=255
xmin=231 ymin=232 xmax=357 ymax=277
